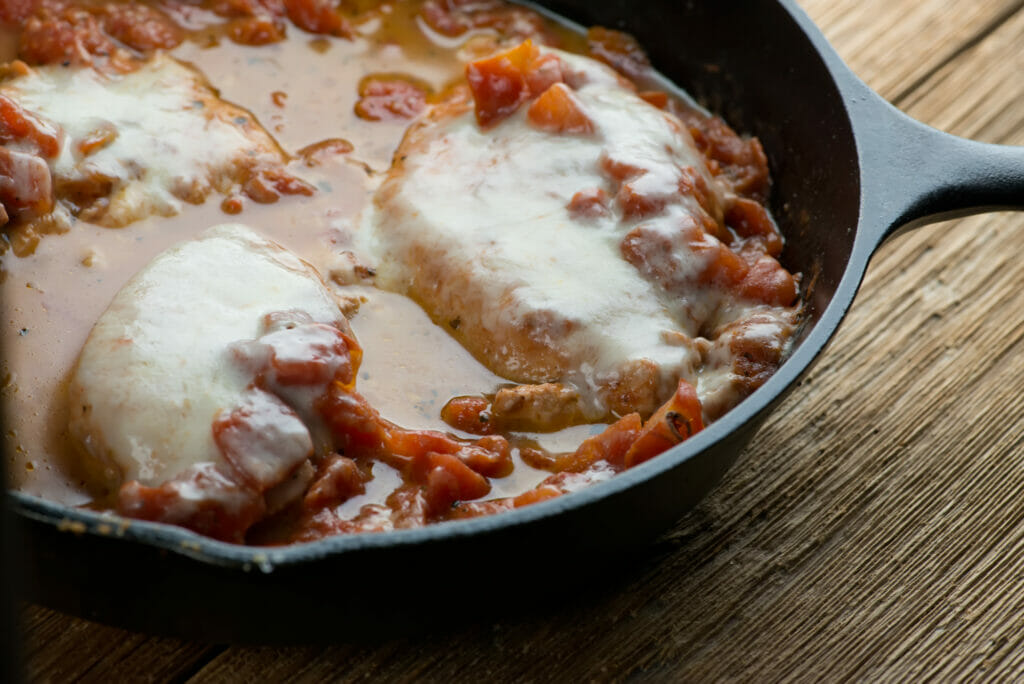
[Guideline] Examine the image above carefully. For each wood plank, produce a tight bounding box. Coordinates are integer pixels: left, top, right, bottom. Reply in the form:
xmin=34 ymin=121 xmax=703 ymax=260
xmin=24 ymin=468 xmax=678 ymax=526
xmin=21 ymin=605 xmax=217 ymax=683
xmin=799 ymin=0 xmax=1024 ymax=102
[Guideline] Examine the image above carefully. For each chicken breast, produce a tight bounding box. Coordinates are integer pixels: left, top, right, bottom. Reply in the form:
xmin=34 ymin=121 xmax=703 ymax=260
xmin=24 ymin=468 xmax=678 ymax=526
xmin=0 ymin=54 xmax=309 ymax=253
xmin=68 ymin=224 xmax=346 ymax=494
xmin=369 ymin=44 xmax=797 ymax=421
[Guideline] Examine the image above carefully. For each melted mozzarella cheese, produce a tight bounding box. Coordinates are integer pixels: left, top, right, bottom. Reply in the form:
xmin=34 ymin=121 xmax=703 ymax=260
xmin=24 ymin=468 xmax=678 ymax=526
xmin=2 ymin=54 xmax=289 ymax=228
xmin=68 ymin=224 xmax=343 ymax=489
xmin=368 ymin=50 xmax=723 ymax=417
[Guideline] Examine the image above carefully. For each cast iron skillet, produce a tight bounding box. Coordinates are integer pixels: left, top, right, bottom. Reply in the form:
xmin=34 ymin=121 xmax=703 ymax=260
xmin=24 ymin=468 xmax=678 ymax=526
xmin=7 ymin=0 xmax=1024 ymax=641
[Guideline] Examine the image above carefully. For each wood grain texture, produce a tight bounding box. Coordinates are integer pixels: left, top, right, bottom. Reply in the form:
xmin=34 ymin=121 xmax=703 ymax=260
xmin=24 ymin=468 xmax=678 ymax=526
xmin=799 ymin=0 xmax=1024 ymax=103
xmin=17 ymin=0 xmax=1024 ymax=681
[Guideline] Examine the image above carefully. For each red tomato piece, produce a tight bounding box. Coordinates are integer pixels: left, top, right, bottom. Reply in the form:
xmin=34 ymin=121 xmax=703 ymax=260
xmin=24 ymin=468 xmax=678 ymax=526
xmin=726 ymin=196 xmax=784 ymax=257
xmin=685 ymin=115 xmax=771 ymax=202
xmin=526 ymin=82 xmax=593 ymax=135
xmin=0 ymin=147 xmax=54 ymax=218
xmin=623 ymin=379 xmax=703 ymax=468
xmin=316 ymin=389 xmax=389 ymax=458
xmin=567 ymin=187 xmax=609 ymax=219
xmin=0 ymin=94 xmax=61 ymax=158
xmin=354 ymin=75 xmax=428 ymax=121
xmin=118 ymin=463 xmax=265 ymax=543
xmin=0 ymin=0 xmax=38 ymax=24
xmin=738 ymin=255 xmax=797 ymax=306
xmin=227 ymin=15 xmax=285 ymax=45
xmin=101 ymin=3 xmax=183 ymax=51
xmin=303 ymin=455 xmax=365 ymax=510
xmin=242 ymin=166 xmax=315 ymax=203
xmin=465 ymin=44 xmax=533 ymax=127
xmin=599 ymin=154 xmax=645 ymax=182
xmin=449 ymin=498 xmax=514 ymax=519
xmin=441 ymin=395 xmax=495 ymax=435
xmin=638 ymin=90 xmax=669 ymax=109
xmin=457 ymin=435 xmax=513 ymax=478
xmin=284 ymin=0 xmax=350 ymax=36
xmin=513 ymin=484 xmax=562 ymax=508
xmin=617 ymin=178 xmax=668 ymax=221
xmin=524 ymin=53 xmax=565 ymax=96
xmin=550 ymin=413 xmax=642 ymax=474
xmin=18 ymin=1 xmax=137 ymax=71
xmin=408 ymin=452 xmax=490 ymax=517
xmin=212 ymin=389 xmax=312 ymax=491
xmin=297 ymin=138 xmax=354 ymax=166
xmin=688 ymin=227 xmax=748 ymax=289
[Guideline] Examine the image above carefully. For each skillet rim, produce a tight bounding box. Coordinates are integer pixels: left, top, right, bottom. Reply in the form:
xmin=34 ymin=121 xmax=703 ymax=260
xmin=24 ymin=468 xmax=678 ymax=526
xmin=5 ymin=0 xmax=874 ymax=573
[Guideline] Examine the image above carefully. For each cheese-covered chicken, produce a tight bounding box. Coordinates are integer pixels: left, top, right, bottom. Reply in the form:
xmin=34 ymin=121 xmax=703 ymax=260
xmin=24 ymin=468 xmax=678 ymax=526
xmin=68 ymin=224 xmax=356 ymax=541
xmin=369 ymin=41 xmax=798 ymax=424
xmin=0 ymin=54 xmax=311 ymax=255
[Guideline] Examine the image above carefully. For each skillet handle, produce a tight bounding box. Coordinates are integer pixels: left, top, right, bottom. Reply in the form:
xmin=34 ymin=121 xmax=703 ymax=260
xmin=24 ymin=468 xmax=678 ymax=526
xmin=852 ymin=89 xmax=1024 ymax=245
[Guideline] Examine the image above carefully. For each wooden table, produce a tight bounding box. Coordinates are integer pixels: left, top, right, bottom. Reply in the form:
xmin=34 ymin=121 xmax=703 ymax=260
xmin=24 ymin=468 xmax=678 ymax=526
xmin=17 ymin=0 xmax=1024 ymax=680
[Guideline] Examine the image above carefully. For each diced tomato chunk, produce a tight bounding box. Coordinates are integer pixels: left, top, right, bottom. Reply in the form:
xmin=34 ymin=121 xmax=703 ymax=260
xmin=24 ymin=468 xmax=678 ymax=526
xmin=623 ymin=379 xmax=703 ymax=468
xmin=101 ymin=3 xmax=183 ymax=51
xmin=567 ymin=187 xmax=609 ymax=219
xmin=466 ymin=41 xmax=578 ymax=128
xmin=0 ymin=94 xmax=61 ymax=158
xmin=550 ymin=413 xmax=642 ymax=473
xmin=419 ymin=0 xmax=547 ymax=42
xmin=513 ymin=484 xmax=562 ymax=507
xmin=465 ymin=42 xmax=536 ymax=127
xmin=527 ymin=82 xmax=593 ymax=135
xmin=212 ymin=389 xmax=312 ymax=491
xmin=18 ymin=2 xmax=129 ymax=70
xmin=638 ymin=90 xmax=669 ymax=109
xmin=419 ymin=0 xmax=470 ymax=37
xmin=726 ymin=196 xmax=784 ymax=257
xmin=210 ymin=0 xmax=286 ymax=18
xmin=260 ymin=322 xmax=357 ymax=387
xmin=738 ymin=255 xmax=797 ymax=306
xmin=118 ymin=463 xmax=265 ymax=543
xmin=317 ymin=389 xmax=389 ymax=457
xmin=303 ymin=455 xmax=365 ymax=510
xmin=524 ymin=53 xmax=564 ymax=96
xmin=241 ymin=165 xmax=315 ymax=203
xmin=688 ymin=228 xmax=748 ymax=289
xmin=600 ymin=154 xmax=645 ymax=182
xmin=441 ymin=395 xmax=495 ymax=435
xmin=458 ymin=435 xmax=513 ymax=478
xmin=0 ymin=147 xmax=54 ymax=219
xmin=407 ymin=451 xmax=490 ymax=517
xmin=354 ymin=75 xmax=428 ymax=121
xmin=387 ymin=484 xmax=428 ymax=529
xmin=384 ymin=426 xmax=512 ymax=478
xmin=677 ymin=166 xmax=718 ymax=221
xmin=227 ymin=15 xmax=285 ymax=45
xmin=284 ymin=0 xmax=350 ymax=36
xmin=0 ymin=0 xmax=37 ymax=24
xmin=385 ymin=427 xmax=460 ymax=459
xmin=297 ymin=138 xmax=354 ymax=166
xmin=77 ymin=125 xmax=117 ymax=157
xmin=617 ymin=178 xmax=667 ymax=221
